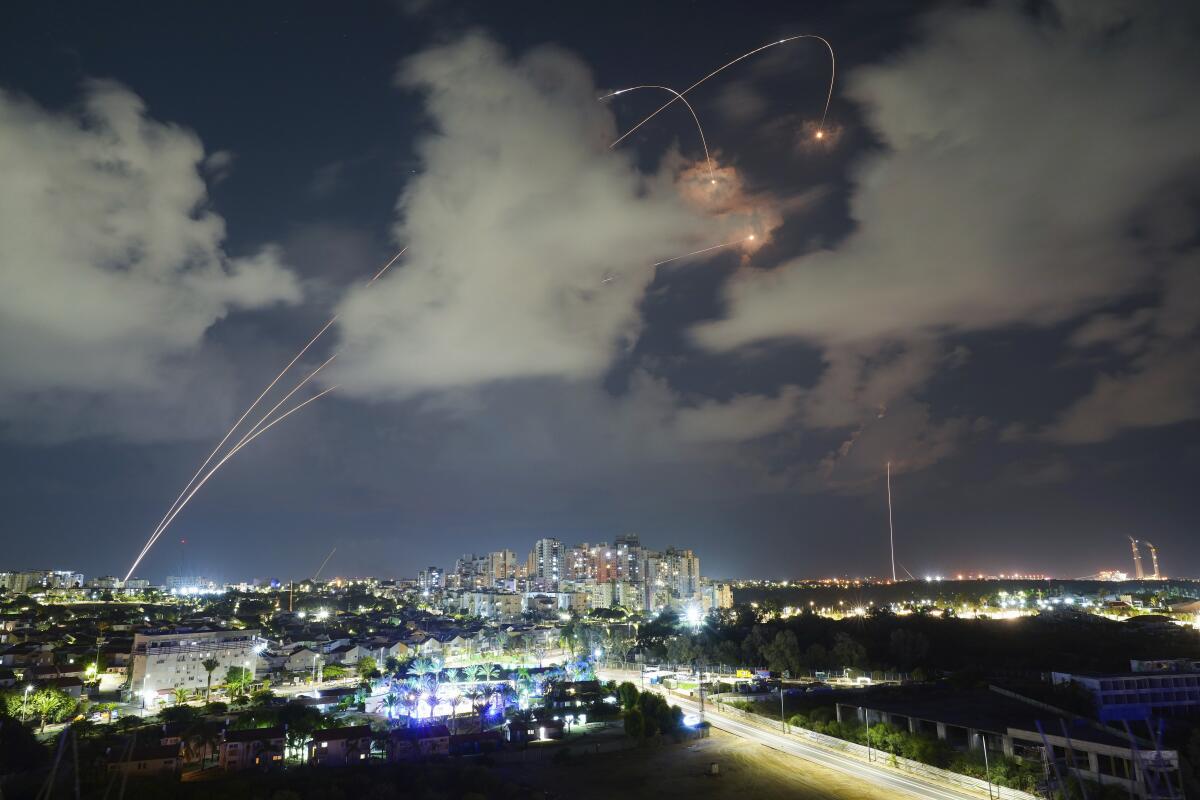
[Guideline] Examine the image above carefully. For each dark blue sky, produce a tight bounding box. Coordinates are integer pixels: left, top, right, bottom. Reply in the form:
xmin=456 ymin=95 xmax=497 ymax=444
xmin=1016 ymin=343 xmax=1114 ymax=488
xmin=1 ymin=1 xmax=1198 ymax=583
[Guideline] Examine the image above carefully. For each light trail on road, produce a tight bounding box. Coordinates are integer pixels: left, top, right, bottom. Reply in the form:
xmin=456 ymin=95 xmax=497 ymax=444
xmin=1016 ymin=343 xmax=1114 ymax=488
xmin=599 ymin=668 xmax=995 ymax=800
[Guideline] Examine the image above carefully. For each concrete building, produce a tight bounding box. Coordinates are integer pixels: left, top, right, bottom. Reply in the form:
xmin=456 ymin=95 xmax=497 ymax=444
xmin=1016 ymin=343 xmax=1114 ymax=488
xmin=165 ymin=575 xmax=217 ymax=594
xmin=1052 ymin=667 xmax=1200 ymax=720
xmin=529 ymin=538 xmax=563 ymax=587
xmin=460 ymin=590 xmax=522 ymax=620
xmin=129 ymin=628 xmax=260 ymax=707
xmin=487 ymin=550 xmax=519 ymax=587
xmin=701 ymin=580 xmax=734 ymax=611
xmin=417 ymin=566 xmax=443 ymax=591
xmin=0 ymin=570 xmax=83 ymax=592
xmin=836 ymin=688 xmax=1182 ymax=800
xmin=309 ymin=724 xmax=373 ymax=766
xmin=386 ymin=724 xmax=450 ymax=760
xmin=106 ymin=743 xmax=181 ymax=777
xmin=220 ymin=726 xmax=285 ymax=771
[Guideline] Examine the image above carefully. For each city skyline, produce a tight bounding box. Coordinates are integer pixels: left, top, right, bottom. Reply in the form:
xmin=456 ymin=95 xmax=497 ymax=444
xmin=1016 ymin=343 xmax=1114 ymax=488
xmin=2 ymin=1 xmax=1199 ymax=581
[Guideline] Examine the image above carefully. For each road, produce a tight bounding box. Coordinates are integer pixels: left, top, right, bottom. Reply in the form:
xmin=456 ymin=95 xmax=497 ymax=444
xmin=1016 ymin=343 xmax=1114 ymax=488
xmin=599 ymin=669 xmax=993 ymax=800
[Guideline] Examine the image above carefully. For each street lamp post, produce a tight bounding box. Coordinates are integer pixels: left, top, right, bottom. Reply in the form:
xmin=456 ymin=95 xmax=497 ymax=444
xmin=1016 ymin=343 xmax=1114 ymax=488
xmin=22 ymin=684 xmax=33 ymax=723
xmin=977 ymin=733 xmax=994 ymax=799
xmin=780 ymin=685 xmax=787 ymax=733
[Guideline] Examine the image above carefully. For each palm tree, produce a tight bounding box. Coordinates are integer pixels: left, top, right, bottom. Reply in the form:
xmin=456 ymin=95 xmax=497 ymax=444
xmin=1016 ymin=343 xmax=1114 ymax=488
xmin=383 ymin=692 xmax=399 ymax=721
xmin=201 ymin=657 xmax=220 ymax=704
xmin=172 ymin=687 xmax=189 ymax=707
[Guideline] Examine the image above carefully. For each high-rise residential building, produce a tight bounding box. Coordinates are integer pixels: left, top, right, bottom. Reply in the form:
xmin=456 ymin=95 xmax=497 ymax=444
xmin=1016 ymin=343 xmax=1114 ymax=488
xmin=613 ymin=534 xmax=642 ymax=584
xmin=529 ymin=538 xmax=563 ymax=587
xmin=487 ymin=550 xmax=518 ymax=587
xmin=130 ymin=628 xmax=261 ymax=707
xmin=663 ymin=547 xmax=701 ymax=599
xmin=417 ymin=566 xmax=444 ymax=591
xmin=451 ymin=554 xmax=490 ymax=590
xmin=564 ymin=543 xmax=596 ymax=582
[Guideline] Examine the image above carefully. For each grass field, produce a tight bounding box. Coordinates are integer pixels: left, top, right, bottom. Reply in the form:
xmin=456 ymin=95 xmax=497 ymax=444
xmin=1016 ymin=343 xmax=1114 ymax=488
xmin=494 ymin=727 xmax=909 ymax=800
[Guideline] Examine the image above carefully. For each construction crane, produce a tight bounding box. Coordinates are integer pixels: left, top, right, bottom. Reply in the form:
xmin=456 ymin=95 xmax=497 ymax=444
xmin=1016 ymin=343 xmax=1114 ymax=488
xmin=1144 ymin=541 xmax=1161 ymax=579
xmin=1129 ymin=537 xmax=1145 ymax=580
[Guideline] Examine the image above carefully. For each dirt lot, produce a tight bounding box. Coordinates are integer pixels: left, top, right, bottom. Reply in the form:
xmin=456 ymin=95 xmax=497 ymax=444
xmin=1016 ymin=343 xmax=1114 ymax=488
xmin=493 ymin=728 xmax=905 ymax=800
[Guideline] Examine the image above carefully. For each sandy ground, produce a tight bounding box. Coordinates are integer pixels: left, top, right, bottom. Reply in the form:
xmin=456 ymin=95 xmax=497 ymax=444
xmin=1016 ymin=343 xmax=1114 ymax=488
xmin=494 ymin=728 xmax=904 ymax=800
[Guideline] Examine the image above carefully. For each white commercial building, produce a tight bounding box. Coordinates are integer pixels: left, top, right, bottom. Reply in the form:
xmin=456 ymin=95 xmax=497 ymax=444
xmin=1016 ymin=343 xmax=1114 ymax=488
xmin=129 ymin=628 xmax=261 ymax=707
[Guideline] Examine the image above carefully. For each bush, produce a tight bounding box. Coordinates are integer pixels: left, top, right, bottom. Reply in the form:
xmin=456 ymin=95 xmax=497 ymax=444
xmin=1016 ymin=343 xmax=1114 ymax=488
xmin=623 ymin=708 xmax=645 ymax=739
xmin=617 ymin=681 xmax=639 ymax=710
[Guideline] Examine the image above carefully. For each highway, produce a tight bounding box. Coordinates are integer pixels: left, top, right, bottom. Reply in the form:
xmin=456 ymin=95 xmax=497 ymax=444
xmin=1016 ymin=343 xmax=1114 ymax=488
xmin=599 ymin=669 xmax=995 ymax=800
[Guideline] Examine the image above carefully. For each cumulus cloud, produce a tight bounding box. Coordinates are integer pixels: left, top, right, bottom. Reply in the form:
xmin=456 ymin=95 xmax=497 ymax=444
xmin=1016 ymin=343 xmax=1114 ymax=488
xmin=673 ymin=386 xmax=801 ymax=444
xmin=1046 ymin=252 xmax=1200 ymax=443
xmin=0 ymin=80 xmax=301 ymax=440
xmin=331 ymin=34 xmax=759 ymax=397
xmin=692 ymin=2 xmax=1200 ymax=448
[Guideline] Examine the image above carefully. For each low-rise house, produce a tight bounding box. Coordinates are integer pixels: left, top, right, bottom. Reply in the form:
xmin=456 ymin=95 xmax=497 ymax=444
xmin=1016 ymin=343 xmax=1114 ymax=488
xmin=385 ymin=724 xmax=451 ymax=760
xmin=283 ymin=646 xmax=322 ymax=675
xmin=219 ymin=726 xmax=285 ymax=771
xmin=106 ymin=743 xmax=181 ymax=777
xmin=507 ymin=716 xmax=564 ymax=743
xmin=309 ymin=724 xmax=373 ymax=766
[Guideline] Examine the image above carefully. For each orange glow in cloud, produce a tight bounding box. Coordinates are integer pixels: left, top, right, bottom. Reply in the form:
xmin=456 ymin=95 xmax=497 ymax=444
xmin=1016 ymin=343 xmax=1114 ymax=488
xmin=675 ymin=159 xmax=782 ymax=252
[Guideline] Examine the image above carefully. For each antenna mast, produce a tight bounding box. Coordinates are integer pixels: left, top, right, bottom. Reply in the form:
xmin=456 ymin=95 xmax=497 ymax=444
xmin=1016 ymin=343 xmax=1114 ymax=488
xmin=886 ymin=462 xmax=897 ymax=583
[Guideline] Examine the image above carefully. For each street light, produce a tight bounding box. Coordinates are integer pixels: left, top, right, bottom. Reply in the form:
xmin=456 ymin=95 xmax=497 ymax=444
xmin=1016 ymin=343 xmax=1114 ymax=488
xmin=22 ymin=684 xmax=33 ymax=723
xmin=976 ymin=732 xmax=994 ymax=799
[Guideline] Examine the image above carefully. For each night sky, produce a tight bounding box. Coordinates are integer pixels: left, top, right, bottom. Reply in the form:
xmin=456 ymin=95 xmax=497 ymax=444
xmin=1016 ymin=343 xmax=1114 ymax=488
xmin=2 ymin=1 xmax=1198 ymax=583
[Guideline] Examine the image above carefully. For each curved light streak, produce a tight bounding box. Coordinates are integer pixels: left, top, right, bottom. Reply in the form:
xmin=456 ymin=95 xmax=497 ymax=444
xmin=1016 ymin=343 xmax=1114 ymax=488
xmin=601 ymin=84 xmax=715 ymax=183
xmin=611 ymin=35 xmax=836 ymax=149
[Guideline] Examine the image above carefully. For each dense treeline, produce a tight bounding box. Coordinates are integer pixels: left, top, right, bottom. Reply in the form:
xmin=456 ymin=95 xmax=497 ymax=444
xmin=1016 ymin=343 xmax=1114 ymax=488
xmin=639 ymin=605 xmax=1200 ymax=675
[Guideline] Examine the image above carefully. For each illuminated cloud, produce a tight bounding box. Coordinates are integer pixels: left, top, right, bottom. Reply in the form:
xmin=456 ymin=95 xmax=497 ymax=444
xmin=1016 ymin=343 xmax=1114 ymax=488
xmin=693 ymin=1 xmax=1200 ymax=450
xmin=0 ymin=81 xmax=300 ymax=441
xmin=331 ymin=35 xmax=758 ymax=397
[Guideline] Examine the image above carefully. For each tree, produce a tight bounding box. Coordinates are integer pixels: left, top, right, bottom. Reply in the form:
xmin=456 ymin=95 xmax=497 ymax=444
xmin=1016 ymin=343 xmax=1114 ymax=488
xmin=29 ymin=687 xmax=74 ymax=733
xmin=831 ymin=633 xmax=867 ymax=670
xmin=889 ymin=629 xmax=930 ymax=671
xmin=94 ymin=701 xmax=119 ymax=723
xmin=171 ymin=687 xmax=190 ymax=706
xmin=201 ymin=657 xmax=220 ymax=704
xmin=322 ymin=663 xmax=348 ymax=681
xmin=617 ymin=681 xmax=640 ymax=711
xmin=224 ymin=665 xmax=253 ymax=699
xmin=623 ymin=708 xmax=645 ymax=739
xmin=762 ymin=630 xmax=802 ymax=676
xmin=158 ymin=704 xmax=200 ymax=725
xmin=356 ymin=655 xmax=379 ymax=681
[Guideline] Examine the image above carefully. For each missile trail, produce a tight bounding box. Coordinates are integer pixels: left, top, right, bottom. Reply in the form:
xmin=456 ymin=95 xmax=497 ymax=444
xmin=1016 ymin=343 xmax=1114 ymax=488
xmin=231 ymin=353 xmax=339 ymax=453
xmin=601 ymin=84 xmax=715 ymax=183
xmin=128 ymin=354 xmax=341 ymax=573
xmin=124 ymin=317 xmax=338 ymax=581
xmin=611 ymin=35 xmax=836 ymax=149
xmin=125 ymin=387 xmax=339 ymax=581
xmin=652 ymin=236 xmax=753 ymax=267
xmin=124 ymin=247 xmax=405 ymax=581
